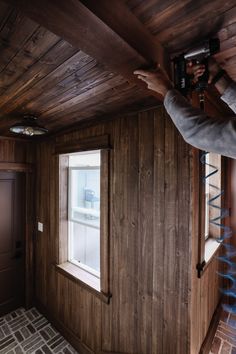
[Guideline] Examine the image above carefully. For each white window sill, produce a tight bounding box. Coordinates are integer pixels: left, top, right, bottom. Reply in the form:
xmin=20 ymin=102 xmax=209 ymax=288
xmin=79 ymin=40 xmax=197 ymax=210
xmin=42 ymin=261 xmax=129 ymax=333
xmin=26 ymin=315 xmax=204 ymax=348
xmin=204 ymin=237 xmax=222 ymax=264
xmin=57 ymin=261 xmax=100 ymax=291
xmin=55 ymin=262 xmax=111 ymax=304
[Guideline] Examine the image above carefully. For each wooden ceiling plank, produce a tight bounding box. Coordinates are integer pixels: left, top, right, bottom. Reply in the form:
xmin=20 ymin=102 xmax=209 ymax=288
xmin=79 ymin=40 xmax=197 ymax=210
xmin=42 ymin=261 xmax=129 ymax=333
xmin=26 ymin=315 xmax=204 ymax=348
xmin=5 ymin=57 xmax=97 ymax=116
xmin=22 ymin=63 xmax=111 ymax=111
xmin=0 ymin=10 xmax=39 ymax=72
xmin=218 ymin=36 xmax=236 ymax=53
xmin=0 ymin=26 xmax=59 ymax=93
xmin=222 ymin=6 xmax=236 ymax=27
xmin=129 ymin=0 xmax=184 ymax=25
xmin=40 ymin=81 xmax=140 ymax=123
xmin=0 ymin=40 xmax=78 ymax=109
xmin=214 ymin=46 xmax=236 ymax=61
xmin=1 ymin=0 xmax=168 ymax=100
xmin=45 ymin=86 xmax=150 ymax=131
xmin=24 ymin=67 xmax=120 ymax=115
xmin=35 ymin=75 xmax=126 ymax=118
xmin=127 ymin=0 xmax=162 ymax=18
xmin=217 ymin=11 xmax=236 ymax=45
xmin=155 ymin=0 xmax=236 ymax=45
xmin=1 ymin=51 xmax=95 ymax=115
xmin=126 ymin=0 xmax=144 ymax=12
xmin=166 ymin=8 xmax=236 ymax=54
xmin=144 ymin=0 xmax=192 ymax=35
xmin=0 ymin=2 xmax=13 ymax=31
xmin=39 ymin=83 xmax=137 ymax=128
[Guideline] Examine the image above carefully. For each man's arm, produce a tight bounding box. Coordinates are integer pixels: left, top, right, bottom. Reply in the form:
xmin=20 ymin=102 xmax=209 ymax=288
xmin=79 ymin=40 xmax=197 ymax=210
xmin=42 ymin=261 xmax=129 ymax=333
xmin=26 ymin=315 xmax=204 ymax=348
xmin=221 ymin=82 xmax=236 ymax=114
xmin=164 ymin=89 xmax=236 ymax=158
xmin=134 ymin=64 xmax=236 ymax=159
xmin=207 ymin=59 xmax=236 ymax=114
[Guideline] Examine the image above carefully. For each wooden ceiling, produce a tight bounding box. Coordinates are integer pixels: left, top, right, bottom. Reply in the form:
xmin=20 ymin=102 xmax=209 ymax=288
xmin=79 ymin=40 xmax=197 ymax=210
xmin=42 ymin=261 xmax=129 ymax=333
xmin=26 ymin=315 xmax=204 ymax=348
xmin=0 ymin=0 xmax=236 ymax=136
xmin=126 ymin=0 xmax=236 ymax=74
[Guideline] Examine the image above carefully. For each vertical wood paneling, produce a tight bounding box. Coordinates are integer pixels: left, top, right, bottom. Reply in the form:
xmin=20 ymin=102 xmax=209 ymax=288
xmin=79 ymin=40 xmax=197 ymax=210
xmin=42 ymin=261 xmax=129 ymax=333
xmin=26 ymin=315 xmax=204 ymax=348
xmin=0 ymin=137 xmax=34 ymax=163
xmin=190 ymin=148 xmax=202 ymax=353
xmin=138 ymin=110 xmax=154 ymax=354
xmin=163 ymin=113 xmax=179 ymax=354
xmin=177 ymin=131 xmax=191 ymax=353
xmin=152 ymin=107 xmax=165 ymax=354
xmin=34 ymin=105 xmax=221 ymax=354
xmin=110 ymin=115 xmax=139 ymax=353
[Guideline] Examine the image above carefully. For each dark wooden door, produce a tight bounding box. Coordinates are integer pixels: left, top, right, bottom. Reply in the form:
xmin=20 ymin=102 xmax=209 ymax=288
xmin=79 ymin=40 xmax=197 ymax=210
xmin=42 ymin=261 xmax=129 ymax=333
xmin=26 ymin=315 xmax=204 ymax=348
xmin=0 ymin=172 xmax=25 ymax=316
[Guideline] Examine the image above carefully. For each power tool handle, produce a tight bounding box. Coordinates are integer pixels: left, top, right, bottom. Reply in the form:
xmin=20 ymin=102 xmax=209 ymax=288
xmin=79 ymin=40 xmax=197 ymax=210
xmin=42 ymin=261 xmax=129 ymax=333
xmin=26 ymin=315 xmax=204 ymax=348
xmin=195 ymin=57 xmax=209 ymax=91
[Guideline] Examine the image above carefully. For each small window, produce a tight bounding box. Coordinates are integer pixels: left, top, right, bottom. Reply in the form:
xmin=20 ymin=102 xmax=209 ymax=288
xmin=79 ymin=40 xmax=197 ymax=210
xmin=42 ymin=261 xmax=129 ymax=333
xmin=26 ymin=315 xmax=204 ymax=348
xmin=68 ymin=151 xmax=101 ymax=279
xmin=56 ymin=136 xmax=110 ymax=299
xmin=204 ymin=153 xmax=210 ymax=240
xmin=197 ymin=151 xmax=223 ymax=274
xmin=203 ymin=152 xmax=222 ymax=242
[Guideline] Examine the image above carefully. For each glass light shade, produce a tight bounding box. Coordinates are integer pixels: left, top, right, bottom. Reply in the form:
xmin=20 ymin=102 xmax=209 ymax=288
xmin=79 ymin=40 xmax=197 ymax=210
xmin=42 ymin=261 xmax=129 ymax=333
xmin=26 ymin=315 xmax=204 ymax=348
xmin=9 ymin=116 xmax=48 ymax=136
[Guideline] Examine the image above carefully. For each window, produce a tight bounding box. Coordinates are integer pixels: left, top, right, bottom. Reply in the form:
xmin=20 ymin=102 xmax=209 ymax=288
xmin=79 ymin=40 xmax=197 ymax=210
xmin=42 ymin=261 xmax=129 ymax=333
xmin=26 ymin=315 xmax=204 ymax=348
xmin=68 ymin=151 xmax=101 ymax=279
xmin=204 ymin=153 xmax=210 ymax=240
xmin=197 ymin=151 xmax=223 ymax=276
xmin=56 ymin=135 xmax=110 ymax=300
xmin=203 ymin=152 xmax=222 ymax=242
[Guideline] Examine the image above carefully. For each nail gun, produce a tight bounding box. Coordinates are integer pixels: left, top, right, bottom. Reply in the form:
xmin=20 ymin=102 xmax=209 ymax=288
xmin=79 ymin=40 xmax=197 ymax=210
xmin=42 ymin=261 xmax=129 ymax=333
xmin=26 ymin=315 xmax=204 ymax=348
xmin=173 ymin=38 xmax=220 ymax=97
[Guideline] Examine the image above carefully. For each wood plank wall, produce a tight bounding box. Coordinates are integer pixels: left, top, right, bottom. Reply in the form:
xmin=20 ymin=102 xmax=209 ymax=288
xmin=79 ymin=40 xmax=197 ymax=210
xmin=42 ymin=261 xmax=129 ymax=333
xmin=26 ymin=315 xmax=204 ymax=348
xmin=0 ymin=137 xmax=34 ymax=164
xmin=34 ymin=106 xmax=222 ymax=354
xmin=190 ymin=98 xmax=227 ymax=354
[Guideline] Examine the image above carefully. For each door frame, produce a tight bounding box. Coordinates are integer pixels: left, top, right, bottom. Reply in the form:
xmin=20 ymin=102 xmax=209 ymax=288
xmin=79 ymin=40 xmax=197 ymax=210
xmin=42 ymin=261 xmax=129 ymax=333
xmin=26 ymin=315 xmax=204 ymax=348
xmin=0 ymin=162 xmax=35 ymax=309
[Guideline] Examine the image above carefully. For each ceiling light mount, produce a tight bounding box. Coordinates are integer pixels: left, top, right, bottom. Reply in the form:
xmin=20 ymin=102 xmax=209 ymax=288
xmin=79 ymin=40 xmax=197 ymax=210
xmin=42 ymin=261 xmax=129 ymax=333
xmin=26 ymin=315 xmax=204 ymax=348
xmin=10 ymin=115 xmax=48 ymax=136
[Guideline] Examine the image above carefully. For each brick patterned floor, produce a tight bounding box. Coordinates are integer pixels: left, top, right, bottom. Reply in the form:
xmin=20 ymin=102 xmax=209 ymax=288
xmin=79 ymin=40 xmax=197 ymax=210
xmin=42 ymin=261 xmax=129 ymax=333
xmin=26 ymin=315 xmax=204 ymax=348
xmin=210 ymin=311 xmax=236 ymax=354
xmin=0 ymin=308 xmax=79 ymax=354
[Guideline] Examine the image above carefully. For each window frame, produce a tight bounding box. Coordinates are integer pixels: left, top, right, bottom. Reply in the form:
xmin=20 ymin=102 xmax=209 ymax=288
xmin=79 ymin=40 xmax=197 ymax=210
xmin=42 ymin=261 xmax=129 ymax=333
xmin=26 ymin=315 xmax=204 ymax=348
xmin=202 ymin=152 xmax=222 ymax=241
xmin=55 ymin=135 xmax=111 ymax=302
xmin=197 ymin=150 xmax=225 ymax=276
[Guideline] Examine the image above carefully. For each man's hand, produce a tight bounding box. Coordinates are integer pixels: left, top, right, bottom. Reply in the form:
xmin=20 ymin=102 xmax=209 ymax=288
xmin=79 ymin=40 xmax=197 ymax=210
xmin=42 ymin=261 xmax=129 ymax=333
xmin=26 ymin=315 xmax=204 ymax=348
xmin=186 ymin=62 xmax=205 ymax=83
xmin=187 ymin=58 xmax=221 ymax=84
xmin=134 ymin=65 xmax=173 ymax=99
xmin=208 ymin=58 xmax=233 ymax=94
xmin=208 ymin=58 xmax=222 ymax=83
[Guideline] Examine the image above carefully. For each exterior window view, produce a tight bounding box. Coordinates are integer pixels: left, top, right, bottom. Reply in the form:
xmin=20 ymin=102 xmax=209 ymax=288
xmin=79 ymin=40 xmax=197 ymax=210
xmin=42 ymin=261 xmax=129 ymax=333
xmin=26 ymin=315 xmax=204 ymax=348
xmin=68 ymin=151 xmax=101 ymax=278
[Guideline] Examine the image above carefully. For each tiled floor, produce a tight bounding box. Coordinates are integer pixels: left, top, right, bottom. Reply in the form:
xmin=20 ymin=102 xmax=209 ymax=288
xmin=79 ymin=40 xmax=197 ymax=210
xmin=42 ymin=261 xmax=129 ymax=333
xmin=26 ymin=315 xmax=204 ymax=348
xmin=210 ymin=311 xmax=236 ymax=354
xmin=0 ymin=308 xmax=79 ymax=354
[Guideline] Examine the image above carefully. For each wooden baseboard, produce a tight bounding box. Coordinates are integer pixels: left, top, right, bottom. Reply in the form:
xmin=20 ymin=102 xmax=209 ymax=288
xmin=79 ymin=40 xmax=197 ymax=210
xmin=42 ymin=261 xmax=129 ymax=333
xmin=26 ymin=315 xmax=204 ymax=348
xmin=34 ymin=300 xmax=94 ymax=354
xmin=199 ymin=301 xmax=223 ymax=354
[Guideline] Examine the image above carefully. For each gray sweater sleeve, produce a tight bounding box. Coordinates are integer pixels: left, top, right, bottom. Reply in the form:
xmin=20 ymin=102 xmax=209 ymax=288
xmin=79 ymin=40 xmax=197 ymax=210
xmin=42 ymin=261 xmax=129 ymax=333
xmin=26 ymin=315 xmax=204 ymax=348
xmin=163 ymin=84 xmax=236 ymax=159
xmin=221 ymin=82 xmax=236 ymax=114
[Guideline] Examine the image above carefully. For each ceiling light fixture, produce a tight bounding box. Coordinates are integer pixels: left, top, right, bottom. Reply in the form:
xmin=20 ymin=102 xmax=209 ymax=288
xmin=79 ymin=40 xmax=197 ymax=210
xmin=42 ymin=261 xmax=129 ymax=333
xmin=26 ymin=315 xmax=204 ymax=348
xmin=10 ymin=115 xmax=48 ymax=136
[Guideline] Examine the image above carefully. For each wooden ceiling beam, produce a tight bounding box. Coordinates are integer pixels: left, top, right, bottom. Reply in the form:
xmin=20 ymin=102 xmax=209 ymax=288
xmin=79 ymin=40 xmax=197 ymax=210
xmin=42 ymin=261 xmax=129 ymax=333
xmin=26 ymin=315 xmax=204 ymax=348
xmin=79 ymin=0 xmax=169 ymax=71
xmin=1 ymin=0 xmax=171 ymax=101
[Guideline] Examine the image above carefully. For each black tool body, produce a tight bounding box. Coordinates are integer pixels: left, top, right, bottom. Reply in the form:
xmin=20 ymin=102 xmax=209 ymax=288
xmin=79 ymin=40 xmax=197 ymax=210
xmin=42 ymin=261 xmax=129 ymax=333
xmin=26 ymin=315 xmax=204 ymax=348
xmin=173 ymin=38 xmax=220 ymax=96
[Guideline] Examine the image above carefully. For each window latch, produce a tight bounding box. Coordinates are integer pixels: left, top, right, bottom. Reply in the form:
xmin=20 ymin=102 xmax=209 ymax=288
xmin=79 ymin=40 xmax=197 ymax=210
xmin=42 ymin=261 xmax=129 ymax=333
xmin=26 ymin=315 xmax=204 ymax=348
xmin=196 ymin=261 xmax=206 ymax=278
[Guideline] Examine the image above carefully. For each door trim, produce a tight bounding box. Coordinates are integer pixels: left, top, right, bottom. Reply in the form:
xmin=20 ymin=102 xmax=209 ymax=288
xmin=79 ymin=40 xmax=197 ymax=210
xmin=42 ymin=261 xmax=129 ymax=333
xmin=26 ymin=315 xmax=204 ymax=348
xmin=0 ymin=162 xmax=33 ymax=172
xmin=0 ymin=163 xmax=35 ymax=309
